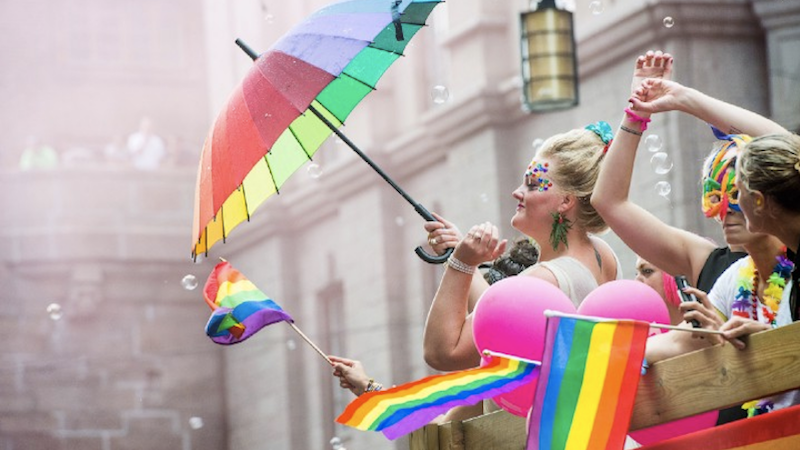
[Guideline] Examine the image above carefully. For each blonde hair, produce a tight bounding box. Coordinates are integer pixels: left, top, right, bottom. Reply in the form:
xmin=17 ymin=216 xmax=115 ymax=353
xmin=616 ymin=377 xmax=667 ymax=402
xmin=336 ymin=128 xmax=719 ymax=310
xmin=537 ymin=128 xmax=608 ymax=233
xmin=738 ymin=133 xmax=800 ymax=213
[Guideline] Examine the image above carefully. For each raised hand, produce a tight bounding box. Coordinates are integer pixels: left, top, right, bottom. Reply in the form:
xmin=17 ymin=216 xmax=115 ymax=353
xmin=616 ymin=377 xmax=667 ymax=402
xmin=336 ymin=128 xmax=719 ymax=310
xmin=453 ymin=222 xmax=507 ymax=267
xmin=630 ymin=78 xmax=689 ymax=114
xmin=630 ymin=50 xmax=674 ymax=99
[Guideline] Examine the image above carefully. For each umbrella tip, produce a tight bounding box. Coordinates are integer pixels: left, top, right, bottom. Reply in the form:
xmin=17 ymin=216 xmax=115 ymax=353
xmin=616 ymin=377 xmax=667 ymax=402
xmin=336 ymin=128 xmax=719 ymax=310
xmin=219 ymin=257 xmax=228 ymax=263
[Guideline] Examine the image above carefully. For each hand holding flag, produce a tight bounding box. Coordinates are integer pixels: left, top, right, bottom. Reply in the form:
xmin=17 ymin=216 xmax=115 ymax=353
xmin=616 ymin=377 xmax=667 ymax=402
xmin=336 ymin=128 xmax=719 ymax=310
xmin=203 ymin=260 xmax=331 ymax=364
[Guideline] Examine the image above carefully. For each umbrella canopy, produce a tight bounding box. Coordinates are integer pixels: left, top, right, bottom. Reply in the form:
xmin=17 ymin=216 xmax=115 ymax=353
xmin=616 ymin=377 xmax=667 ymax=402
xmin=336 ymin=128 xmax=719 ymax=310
xmin=193 ymin=0 xmax=443 ymax=259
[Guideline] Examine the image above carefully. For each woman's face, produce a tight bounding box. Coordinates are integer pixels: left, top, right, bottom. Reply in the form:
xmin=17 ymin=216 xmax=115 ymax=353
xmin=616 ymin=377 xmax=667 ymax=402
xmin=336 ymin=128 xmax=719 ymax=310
xmin=511 ymin=156 xmax=562 ymax=241
xmin=734 ymin=176 xmax=765 ymax=235
xmin=634 ymin=257 xmax=666 ymax=299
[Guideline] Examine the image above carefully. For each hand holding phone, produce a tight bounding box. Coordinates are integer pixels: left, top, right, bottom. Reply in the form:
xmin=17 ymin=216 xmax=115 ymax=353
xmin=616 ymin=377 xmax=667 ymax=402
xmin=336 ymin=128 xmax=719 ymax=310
xmin=675 ymin=275 xmax=701 ymax=328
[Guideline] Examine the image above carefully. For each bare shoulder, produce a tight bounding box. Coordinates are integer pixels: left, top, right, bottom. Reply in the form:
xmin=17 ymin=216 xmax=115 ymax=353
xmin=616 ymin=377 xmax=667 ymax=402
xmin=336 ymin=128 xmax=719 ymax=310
xmin=589 ymin=235 xmax=620 ymax=277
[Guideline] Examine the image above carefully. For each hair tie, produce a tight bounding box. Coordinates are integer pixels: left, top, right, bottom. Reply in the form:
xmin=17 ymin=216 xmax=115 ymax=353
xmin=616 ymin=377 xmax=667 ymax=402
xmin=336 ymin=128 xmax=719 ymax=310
xmin=585 ymin=121 xmax=614 ymax=153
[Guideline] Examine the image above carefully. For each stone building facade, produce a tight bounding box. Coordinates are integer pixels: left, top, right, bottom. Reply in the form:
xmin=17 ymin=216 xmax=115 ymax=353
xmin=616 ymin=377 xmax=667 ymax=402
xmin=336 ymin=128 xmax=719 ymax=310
xmin=1 ymin=1 xmax=798 ymax=450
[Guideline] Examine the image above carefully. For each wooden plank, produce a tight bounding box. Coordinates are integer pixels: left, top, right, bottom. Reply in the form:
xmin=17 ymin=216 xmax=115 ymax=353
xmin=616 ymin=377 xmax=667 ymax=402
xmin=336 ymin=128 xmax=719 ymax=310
xmin=461 ymin=410 xmax=526 ymax=450
xmin=409 ymin=423 xmax=440 ymax=450
xmin=437 ymin=419 xmax=464 ymax=450
xmin=631 ymin=321 xmax=800 ymax=430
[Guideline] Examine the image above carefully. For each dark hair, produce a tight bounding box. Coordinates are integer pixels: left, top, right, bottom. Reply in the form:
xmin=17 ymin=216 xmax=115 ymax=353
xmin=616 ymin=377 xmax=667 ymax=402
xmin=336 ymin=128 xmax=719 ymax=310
xmin=483 ymin=237 xmax=540 ymax=285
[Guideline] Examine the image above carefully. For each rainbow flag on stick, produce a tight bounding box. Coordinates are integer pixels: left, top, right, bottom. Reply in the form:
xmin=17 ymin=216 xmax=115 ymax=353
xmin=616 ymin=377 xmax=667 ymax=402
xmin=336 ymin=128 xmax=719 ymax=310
xmin=337 ymin=355 xmax=539 ymax=440
xmin=527 ymin=312 xmax=649 ymax=450
xmin=203 ymin=260 xmax=293 ymax=345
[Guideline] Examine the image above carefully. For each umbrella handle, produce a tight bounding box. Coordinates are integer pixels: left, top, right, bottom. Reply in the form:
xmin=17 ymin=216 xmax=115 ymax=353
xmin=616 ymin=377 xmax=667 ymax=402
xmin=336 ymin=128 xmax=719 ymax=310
xmin=414 ymin=246 xmax=453 ymax=264
xmin=413 ymin=203 xmax=453 ymax=264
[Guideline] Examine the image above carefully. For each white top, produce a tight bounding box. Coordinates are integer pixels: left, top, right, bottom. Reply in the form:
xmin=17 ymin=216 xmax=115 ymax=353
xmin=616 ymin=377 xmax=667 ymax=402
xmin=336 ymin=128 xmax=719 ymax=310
xmin=536 ymin=244 xmax=623 ymax=307
xmin=709 ymin=256 xmax=799 ymax=411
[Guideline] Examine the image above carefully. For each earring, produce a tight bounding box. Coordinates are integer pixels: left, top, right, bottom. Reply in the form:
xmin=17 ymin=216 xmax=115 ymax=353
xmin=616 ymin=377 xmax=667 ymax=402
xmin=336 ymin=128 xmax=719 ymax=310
xmin=756 ymin=198 xmax=763 ymax=206
xmin=549 ymin=212 xmax=572 ymax=251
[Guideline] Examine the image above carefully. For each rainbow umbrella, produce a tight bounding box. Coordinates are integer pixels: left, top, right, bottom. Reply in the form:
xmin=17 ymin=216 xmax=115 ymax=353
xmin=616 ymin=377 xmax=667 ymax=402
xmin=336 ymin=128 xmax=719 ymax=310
xmin=192 ymin=0 xmax=450 ymax=264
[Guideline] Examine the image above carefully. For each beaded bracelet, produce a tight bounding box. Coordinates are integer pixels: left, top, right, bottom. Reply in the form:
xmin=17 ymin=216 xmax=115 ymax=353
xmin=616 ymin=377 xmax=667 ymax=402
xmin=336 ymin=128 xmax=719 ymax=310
xmin=446 ymin=255 xmax=476 ymax=275
xmin=365 ymin=378 xmax=384 ymax=393
xmin=623 ymin=107 xmax=651 ymax=132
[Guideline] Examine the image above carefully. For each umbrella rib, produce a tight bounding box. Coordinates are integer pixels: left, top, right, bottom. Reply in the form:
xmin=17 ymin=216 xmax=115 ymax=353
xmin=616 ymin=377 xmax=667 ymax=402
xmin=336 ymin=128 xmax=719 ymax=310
xmin=262 ymin=154 xmax=281 ymax=196
xmin=239 ymin=185 xmax=251 ymax=221
xmin=339 ymin=72 xmax=377 ymax=92
xmin=288 ymin=125 xmax=314 ymax=162
xmin=220 ymin=205 xmax=226 ymax=243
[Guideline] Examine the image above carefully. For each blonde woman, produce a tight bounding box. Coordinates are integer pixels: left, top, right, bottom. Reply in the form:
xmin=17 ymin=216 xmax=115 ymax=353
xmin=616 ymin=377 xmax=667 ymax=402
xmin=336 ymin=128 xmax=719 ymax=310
xmin=423 ymin=124 xmax=621 ymax=372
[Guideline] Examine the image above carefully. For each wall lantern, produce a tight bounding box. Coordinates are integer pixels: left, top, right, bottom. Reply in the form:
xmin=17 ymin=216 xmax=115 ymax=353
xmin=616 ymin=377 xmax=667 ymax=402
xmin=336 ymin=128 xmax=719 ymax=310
xmin=520 ymin=0 xmax=579 ymax=112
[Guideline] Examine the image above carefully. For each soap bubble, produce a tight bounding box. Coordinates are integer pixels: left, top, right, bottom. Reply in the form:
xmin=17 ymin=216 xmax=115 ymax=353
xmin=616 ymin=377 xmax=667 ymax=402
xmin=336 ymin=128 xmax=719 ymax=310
xmin=480 ymin=193 xmax=490 ymax=203
xmin=264 ymin=14 xmax=275 ymax=23
xmin=395 ymin=216 xmax=406 ymax=227
xmin=46 ymin=303 xmax=63 ymax=321
xmin=307 ymin=163 xmax=323 ymax=179
xmin=589 ymin=1 xmax=604 ymax=15
xmin=654 ymin=181 xmax=672 ymax=197
xmin=650 ymin=152 xmax=674 ymax=175
xmin=431 ymin=85 xmax=450 ymax=104
xmin=181 ymin=275 xmax=198 ymax=291
xmin=644 ymin=134 xmax=663 ymax=153
xmin=286 ymin=339 xmax=297 ymax=351
xmin=189 ymin=417 xmax=204 ymax=430
xmin=663 ymin=16 xmax=675 ymax=28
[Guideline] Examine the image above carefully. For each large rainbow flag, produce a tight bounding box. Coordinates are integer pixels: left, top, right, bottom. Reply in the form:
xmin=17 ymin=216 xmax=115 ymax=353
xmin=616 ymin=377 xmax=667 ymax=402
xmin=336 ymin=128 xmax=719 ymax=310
xmin=203 ymin=261 xmax=293 ymax=345
xmin=527 ymin=313 xmax=649 ymax=450
xmin=337 ymin=355 xmax=539 ymax=440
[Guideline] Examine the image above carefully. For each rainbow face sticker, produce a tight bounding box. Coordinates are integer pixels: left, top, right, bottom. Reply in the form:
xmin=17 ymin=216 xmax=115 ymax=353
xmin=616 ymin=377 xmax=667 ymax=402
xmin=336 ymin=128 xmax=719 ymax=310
xmin=525 ymin=160 xmax=553 ymax=192
xmin=701 ymin=131 xmax=752 ymax=220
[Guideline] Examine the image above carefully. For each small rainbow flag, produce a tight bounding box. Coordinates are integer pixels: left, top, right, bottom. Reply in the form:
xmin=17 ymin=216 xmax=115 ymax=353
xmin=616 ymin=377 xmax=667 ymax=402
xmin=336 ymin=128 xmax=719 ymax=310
xmin=203 ymin=261 xmax=293 ymax=345
xmin=337 ymin=355 xmax=539 ymax=440
xmin=527 ymin=313 xmax=649 ymax=450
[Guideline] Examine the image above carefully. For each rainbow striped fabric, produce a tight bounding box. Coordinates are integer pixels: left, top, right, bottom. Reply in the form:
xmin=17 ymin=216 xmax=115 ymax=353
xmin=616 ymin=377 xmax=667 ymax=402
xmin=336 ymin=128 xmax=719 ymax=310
xmin=337 ymin=355 xmax=539 ymax=440
xmin=527 ymin=314 xmax=649 ymax=450
xmin=640 ymin=404 xmax=800 ymax=450
xmin=203 ymin=261 xmax=293 ymax=345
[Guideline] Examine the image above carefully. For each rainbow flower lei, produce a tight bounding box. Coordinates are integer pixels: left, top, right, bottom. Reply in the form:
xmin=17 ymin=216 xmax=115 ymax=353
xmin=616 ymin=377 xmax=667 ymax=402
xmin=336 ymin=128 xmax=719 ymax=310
xmin=731 ymin=249 xmax=794 ymax=327
xmin=732 ymin=249 xmax=794 ymax=417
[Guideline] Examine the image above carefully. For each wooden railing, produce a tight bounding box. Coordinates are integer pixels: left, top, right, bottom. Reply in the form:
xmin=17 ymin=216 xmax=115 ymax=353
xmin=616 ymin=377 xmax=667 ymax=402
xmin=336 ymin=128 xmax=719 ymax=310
xmin=409 ymin=322 xmax=800 ymax=450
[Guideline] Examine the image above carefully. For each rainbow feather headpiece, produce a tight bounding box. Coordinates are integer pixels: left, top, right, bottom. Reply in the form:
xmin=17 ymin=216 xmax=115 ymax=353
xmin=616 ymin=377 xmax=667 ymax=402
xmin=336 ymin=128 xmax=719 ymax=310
xmin=702 ymin=126 xmax=752 ymax=220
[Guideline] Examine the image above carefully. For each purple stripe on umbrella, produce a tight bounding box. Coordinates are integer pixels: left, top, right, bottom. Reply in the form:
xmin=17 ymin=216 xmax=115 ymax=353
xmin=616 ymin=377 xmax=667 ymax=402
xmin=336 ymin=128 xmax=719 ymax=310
xmin=312 ymin=0 xmax=413 ymax=16
xmin=282 ymin=12 xmax=391 ymax=43
xmin=273 ymin=34 xmax=371 ymax=76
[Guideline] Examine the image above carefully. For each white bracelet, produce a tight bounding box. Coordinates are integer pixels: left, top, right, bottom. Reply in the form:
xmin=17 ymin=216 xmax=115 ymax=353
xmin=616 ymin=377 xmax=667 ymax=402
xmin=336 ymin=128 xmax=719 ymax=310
xmin=446 ymin=256 xmax=476 ymax=275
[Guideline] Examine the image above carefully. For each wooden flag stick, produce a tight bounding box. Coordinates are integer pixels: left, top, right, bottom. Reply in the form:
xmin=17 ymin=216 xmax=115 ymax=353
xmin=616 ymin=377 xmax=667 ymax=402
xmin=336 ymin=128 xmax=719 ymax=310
xmin=544 ymin=310 xmax=725 ymax=336
xmin=288 ymin=322 xmax=333 ymax=365
xmin=482 ymin=349 xmax=541 ymax=366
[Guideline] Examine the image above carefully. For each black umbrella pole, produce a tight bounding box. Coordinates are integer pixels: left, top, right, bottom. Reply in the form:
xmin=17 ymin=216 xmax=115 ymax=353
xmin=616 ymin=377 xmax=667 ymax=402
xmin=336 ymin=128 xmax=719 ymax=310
xmin=307 ymin=105 xmax=453 ymax=265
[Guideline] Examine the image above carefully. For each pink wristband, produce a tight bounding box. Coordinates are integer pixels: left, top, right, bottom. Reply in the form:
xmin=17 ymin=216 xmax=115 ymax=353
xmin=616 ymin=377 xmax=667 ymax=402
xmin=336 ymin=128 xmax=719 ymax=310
xmin=624 ymin=107 xmax=651 ymax=132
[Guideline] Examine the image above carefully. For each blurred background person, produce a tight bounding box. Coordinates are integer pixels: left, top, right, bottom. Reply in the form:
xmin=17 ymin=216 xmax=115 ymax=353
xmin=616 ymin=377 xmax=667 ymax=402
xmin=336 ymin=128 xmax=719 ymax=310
xmin=127 ymin=116 xmax=165 ymax=170
xmin=19 ymin=135 xmax=58 ymax=170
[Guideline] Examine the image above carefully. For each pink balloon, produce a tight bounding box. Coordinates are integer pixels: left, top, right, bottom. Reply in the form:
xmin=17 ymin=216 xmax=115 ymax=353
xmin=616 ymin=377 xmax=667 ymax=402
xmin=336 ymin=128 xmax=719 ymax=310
xmin=577 ymin=279 xmax=670 ymax=335
xmin=472 ymin=276 xmax=576 ymax=417
xmin=629 ymin=411 xmax=718 ymax=445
